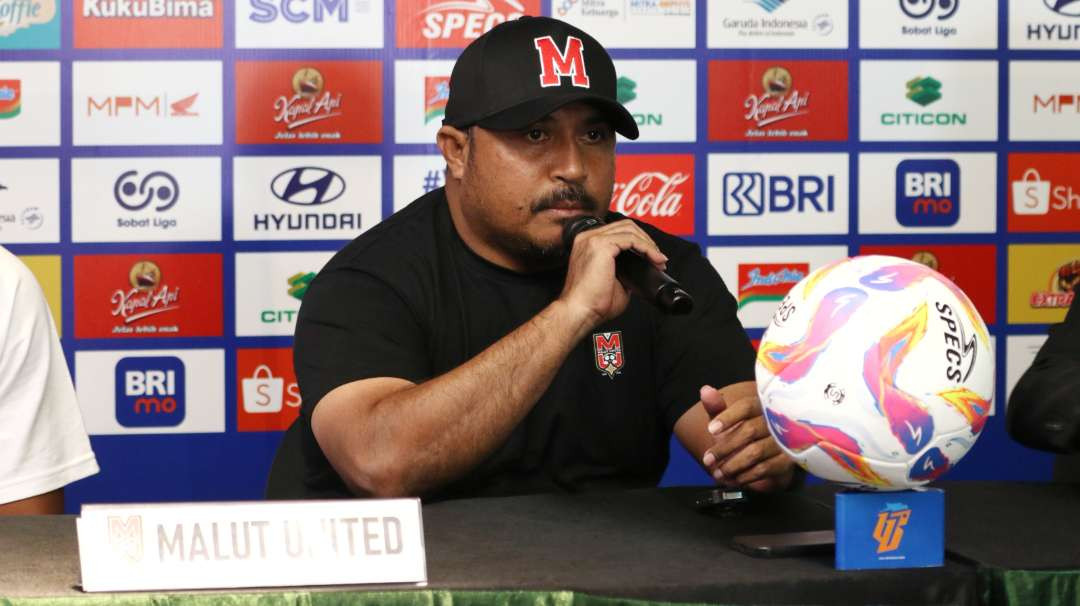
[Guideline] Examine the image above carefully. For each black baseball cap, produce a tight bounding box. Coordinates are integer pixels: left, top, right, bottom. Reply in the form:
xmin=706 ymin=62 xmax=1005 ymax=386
xmin=443 ymin=16 xmax=639 ymax=140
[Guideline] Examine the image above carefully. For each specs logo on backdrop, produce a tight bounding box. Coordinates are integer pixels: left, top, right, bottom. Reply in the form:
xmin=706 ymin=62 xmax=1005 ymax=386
xmin=872 ymin=503 xmax=911 ymax=554
xmin=1030 ymin=260 xmax=1079 ymax=309
xmin=400 ymin=0 xmax=534 ymax=47
xmin=722 ymin=172 xmax=836 ymax=217
xmin=86 ymin=92 xmax=199 ymax=118
xmin=611 ymin=155 xmax=693 ymax=235
xmin=1033 ymin=93 xmax=1080 ymax=114
xmin=114 ymin=170 xmax=179 ymax=212
xmin=249 ymin=0 xmax=350 ymax=23
xmin=82 ymin=0 xmax=213 ymax=18
xmin=879 ymin=76 xmax=966 ymax=127
xmin=0 ymin=79 xmax=21 ymax=118
xmin=115 ymin=356 xmax=185 ymax=427
xmin=1045 ymin=0 xmax=1080 ymax=17
xmin=737 ymin=263 xmax=808 ymax=309
xmin=270 ymin=167 xmax=345 ymax=206
xmin=0 ymin=0 xmax=56 ymax=37
xmin=424 ymin=75 xmax=449 ymax=124
xmin=899 ymin=0 xmax=958 ymax=20
xmin=896 ymin=159 xmax=960 ymax=227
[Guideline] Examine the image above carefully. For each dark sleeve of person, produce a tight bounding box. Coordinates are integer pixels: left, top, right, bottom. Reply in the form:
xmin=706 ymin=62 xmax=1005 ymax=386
xmin=655 ymin=248 xmax=757 ymax=432
xmin=294 ymin=266 xmax=431 ymax=420
xmin=1006 ymin=296 xmax=1080 ymax=453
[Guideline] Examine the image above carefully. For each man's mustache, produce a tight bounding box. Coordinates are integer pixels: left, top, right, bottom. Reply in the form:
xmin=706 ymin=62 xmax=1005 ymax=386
xmin=531 ymin=186 xmax=603 ymax=214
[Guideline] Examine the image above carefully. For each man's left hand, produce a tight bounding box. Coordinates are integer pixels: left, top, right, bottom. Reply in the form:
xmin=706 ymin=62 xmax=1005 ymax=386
xmin=699 ymin=384 xmax=795 ymax=492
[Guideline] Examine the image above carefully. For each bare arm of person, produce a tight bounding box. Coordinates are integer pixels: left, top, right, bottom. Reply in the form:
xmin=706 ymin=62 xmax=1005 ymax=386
xmin=0 ymin=489 xmax=64 ymax=515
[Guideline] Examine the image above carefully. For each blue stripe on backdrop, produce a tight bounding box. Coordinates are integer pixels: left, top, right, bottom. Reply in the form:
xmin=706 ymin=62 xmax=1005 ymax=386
xmin=0 ymin=0 xmax=1076 ymax=508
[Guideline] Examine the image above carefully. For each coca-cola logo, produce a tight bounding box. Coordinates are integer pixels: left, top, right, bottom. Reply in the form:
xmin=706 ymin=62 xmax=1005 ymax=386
xmin=611 ymin=171 xmax=688 ymax=218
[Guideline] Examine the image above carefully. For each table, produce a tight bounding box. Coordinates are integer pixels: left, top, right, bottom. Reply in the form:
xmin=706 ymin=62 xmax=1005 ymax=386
xmin=0 ymin=487 xmax=978 ymax=605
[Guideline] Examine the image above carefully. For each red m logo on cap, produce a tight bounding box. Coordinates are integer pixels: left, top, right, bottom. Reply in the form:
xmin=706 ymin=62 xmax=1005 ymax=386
xmin=534 ymin=35 xmax=590 ymax=89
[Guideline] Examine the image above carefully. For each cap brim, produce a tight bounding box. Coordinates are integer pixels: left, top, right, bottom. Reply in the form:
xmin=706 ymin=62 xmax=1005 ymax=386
xmin=473 ymin=92 xmax=639 ymax=140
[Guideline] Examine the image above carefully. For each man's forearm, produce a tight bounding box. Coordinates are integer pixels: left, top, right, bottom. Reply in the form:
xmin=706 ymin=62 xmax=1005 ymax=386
xmin=337 ymin=300 xmax=594 ymax=497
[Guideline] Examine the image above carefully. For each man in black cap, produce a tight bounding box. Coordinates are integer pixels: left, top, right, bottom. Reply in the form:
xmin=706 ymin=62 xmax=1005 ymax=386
xmin=280 ymin=16 xmax=795 ymax=500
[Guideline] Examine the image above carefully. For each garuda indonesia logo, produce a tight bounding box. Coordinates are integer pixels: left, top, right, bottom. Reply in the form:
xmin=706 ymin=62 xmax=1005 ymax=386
xmin=593 ymin=331 xmax=624 ymax=379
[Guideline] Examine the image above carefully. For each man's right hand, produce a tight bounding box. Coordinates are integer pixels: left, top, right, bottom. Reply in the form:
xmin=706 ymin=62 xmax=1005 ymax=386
xmin=559 ymin=218 xmax=668 ymax=327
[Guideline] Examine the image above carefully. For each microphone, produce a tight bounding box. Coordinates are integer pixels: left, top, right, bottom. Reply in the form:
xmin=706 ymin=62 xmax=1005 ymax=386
xmin=562 ymin=216 xmax=694 ymax=315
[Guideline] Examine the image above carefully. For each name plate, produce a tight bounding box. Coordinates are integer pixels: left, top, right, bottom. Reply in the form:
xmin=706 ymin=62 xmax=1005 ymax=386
xmin=76 ymin=499 xmax=427 ymax=592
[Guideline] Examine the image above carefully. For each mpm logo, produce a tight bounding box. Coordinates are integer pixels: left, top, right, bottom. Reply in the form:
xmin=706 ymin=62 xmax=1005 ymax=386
xmin=115 ymin=356 xmax=185 ymax=427
xmin=896 ymin=159 xmax=959 ymax=227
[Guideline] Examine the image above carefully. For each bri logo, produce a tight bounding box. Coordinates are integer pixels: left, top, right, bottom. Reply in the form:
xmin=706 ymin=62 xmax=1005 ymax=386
xmin=115 ymin=356 xmax=185 ymax=427
xmin=896 ymin=159 xmax=960 ymax=227
xmin=872 ymin=503 xmax=911 ymax=554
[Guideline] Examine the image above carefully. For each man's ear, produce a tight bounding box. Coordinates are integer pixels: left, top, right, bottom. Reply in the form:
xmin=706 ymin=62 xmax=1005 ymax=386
xmin=436 ymin=125 xmax=470 ymax=180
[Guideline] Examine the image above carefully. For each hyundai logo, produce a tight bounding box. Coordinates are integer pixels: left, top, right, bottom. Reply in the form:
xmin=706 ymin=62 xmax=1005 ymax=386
xmin=271 ymin=167 xmax=346 ymax=206
xmin=1045 ymin=0 xmax=1080 ymax=16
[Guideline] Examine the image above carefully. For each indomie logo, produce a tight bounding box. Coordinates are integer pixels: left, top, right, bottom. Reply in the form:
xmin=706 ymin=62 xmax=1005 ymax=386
xmin=737 ymin=263 xmax=808 ymax=308
xmin=592 ymin=331 xmax=623 ymax=379
xmin=534 ymin=35 xmax=589 ymax=88
xmin=872 ymin=503 xmax=911 ymax=554
xmin=115 ymin=356 xmax=185 ymax=427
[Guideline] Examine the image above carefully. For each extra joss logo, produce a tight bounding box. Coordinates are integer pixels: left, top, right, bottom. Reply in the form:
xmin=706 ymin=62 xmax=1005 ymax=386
xmin=0 ymin=79 xmax=21 ymax=118
xmin=896 ymin=159 xmax=960 ymax=226
xmin=611 ymin=154 xmax=693 ymax=235
xmin=592 ymin=331 xmax=623 ymax=379
xmin=115 ymin=355 xmax=185 ymax=427
xmin=872 ymin=503 xmax=911 ymax=554
xmin=1030 ymin=260 xmax=1079 ymax=309
xmin=737 ymin=263 xmax=808 ymax=308
xmin=397 ymin=0 xmax=537 ymax=48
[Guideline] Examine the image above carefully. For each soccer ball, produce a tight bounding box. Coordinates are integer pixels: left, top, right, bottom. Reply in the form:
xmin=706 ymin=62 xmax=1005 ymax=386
xmin=756 ymin=255 xmax=993 ymax=490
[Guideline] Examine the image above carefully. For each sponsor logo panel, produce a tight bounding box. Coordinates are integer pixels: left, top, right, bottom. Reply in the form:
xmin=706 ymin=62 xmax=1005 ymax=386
xmin=233 ymin=155 xmax=381 ymax=240
xmin=0 ymin=158 xmax=59 ymax=243
xmin=553 ymin=0 xmax=694 ymax=48
xmin=394 ymin=60 xmax=455 ymax=143
xmin=72 ymin=61 xmax=223 ymax=146
xmin=71 ymin=157 xmax=221 ymax=242
xmin=234 ymin=251 xmax=333 ymax=336
xmin=1006 ymin=335 xmax=1047 ymax=404
xmin=237 ymin=348 xmax=301 ymax=431
xmin=74 ymin=0 xmax=222 ymax=48
xmin=0 ymin=62 xmax=60 ymax=146
xmin=396 ymin=0 xmax=537 ymax=48
xmin=612 ymin=154 xmax=693 ymax=235
xmin=1009 ymin=61 xmax=1080 ymax=141
xmin=75 ymin=349 xmax=225 ymax=435
xmin=706 ymin=245 xmax=849 ymax=329
xmin=707 ymin=153 xmax=848 ymax=236
xmin=708 ymin=0 xmax=848 ymax=49
xmin=1009 ymin=0 xmax=1080 ymax=50
xmin=859 ymin=0 xmax=996 ymax=49
xmin=73 ymin=253 xmax=223 ymax=338
xmin=612 ymin=60 xmax=695 ymax=142
xmin=860 ymin=60 xmax=997 ymax=141
xmin=393 ymin=154 xmax=446 ymax=213
xmin=1008 ymin=244 xmax=1080 ymax=324
xmin=0 ymin=0 xmax=59 ymax=49
xmin=1008 ymin=153 xmax=1080 ymax=232
xmin=857 ymin=153 xmax=996 ymax=234
xmin=19 ymin=254 xmax=62 ymax=331
xmin=235 ymin=61 xmax=381 ymax=144
xmin=857 ymin=244 xmax=997 ymax=325
xmin=237 ymin=0 xmax=383 ymax=48
xmin=708 ymin=60 xmax=848 ymax=142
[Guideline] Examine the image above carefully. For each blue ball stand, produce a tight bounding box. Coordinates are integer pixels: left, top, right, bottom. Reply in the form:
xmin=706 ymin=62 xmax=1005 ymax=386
xmin=835 ymin=487 xmax=945 ymax=570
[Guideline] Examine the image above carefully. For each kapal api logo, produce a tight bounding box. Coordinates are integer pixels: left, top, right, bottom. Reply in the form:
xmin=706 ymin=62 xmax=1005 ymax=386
xmin=275 ymin=67 xmax=342 ymax=133
xmin=111 ymin=260 xmax=181 ymax=329
xmin=593 ymin=331 xmax=624 ymax=379
xmin=745 ymin=66 xmax=809 ymax=133
xmin=0 ymin=0 xmax=55 ymax=37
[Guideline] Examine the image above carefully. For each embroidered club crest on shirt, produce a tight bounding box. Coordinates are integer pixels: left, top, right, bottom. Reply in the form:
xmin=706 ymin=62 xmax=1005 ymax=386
xmin=593 ymin=331 xmax=624 ymax=379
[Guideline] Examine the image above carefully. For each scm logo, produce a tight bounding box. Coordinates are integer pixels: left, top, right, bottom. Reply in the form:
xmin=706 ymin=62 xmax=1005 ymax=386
xmin=115 ymin=356 xmax=185 ymax=427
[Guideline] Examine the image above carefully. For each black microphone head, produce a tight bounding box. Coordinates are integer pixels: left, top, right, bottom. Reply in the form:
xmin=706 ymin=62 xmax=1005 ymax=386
xmin=562 ymin=215 xmax=604 ymax=250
